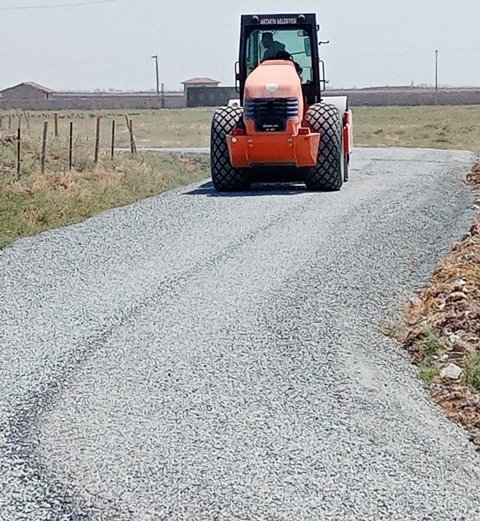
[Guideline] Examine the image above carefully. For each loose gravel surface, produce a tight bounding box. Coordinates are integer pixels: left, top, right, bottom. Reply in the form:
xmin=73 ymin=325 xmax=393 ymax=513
xmin=1 ymin=147 xmax=480 ymax=520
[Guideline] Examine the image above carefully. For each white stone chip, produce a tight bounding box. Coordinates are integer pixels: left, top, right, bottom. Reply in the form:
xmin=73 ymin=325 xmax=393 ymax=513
xmin=441 ymin=363 xmax=463 ymax=380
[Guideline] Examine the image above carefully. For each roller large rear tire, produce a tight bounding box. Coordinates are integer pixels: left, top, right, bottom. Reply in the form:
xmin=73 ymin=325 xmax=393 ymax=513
xmin=211 ymin=107 xmax=251 ymax=192
xmin=304 ymin=103 xmax=343 ymax=191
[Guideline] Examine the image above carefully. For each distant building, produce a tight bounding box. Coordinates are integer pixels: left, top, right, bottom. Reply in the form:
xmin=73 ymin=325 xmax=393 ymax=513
xmin=181 ymin=78 xmax=221 ymax=91
xmin=3 ymin=80 xmax=479 ymax=110
xmin=0 ymin=81 xmax=186 ymax=110
xmin=0 ymin=82 xmax=55 ymax=100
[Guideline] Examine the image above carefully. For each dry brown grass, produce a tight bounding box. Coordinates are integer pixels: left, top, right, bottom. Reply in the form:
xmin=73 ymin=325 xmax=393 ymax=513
xmin=0 ymin=148 xmax=208 ymax=249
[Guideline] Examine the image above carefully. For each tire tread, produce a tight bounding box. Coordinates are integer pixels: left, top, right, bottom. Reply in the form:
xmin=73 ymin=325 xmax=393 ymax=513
xmin=304 ymin=103 xmax=343 ymax=191
xmin=211 ymin=107 xmax=250 ymax=191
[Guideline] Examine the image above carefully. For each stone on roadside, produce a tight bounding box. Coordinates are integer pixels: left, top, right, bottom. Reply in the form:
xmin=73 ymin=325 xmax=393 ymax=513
xmin=440 ymin=363 xmax=463 ymax=380
xmin=449 ymin=291 xmax=467 ymax=302
xmin=448 ymin=332 xmax=461 ymax=343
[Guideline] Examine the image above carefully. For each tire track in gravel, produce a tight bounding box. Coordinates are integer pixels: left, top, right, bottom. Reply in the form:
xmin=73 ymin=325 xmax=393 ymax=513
xmin=0 ymin=186 xmax=328 ymax=520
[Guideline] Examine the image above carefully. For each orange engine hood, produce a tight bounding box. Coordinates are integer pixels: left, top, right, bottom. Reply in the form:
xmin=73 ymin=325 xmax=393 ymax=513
xmin=244 ymin=60 xmax=303 ymax=105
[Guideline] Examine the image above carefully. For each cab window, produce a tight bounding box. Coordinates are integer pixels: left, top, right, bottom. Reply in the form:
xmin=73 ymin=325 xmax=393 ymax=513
xmin=246 ymin=29 xmax=314 ymax=84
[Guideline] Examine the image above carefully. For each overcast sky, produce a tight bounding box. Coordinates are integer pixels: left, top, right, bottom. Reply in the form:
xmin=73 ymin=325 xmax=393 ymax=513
xmin=1 ymin=0 xmax=480 ymax=92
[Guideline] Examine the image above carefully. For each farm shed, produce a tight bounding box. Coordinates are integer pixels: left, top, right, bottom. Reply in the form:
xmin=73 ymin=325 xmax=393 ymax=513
xmin=0 ymin=82 xmax=55 ymax=100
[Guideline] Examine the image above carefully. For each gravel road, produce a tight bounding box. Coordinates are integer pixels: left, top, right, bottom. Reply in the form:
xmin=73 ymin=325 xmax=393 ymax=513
xmin=1 ymin=147 xmax=480 ymax=520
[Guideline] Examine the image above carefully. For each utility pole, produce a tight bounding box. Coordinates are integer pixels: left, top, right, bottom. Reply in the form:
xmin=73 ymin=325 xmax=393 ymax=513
xmin=151 ymin=55 xmax=160 ymax=95
xmin=435 ymin=49 xmax=439 ymax=104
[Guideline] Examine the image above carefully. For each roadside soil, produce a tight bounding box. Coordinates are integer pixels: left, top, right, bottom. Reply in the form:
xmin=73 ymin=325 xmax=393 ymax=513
xmin=396 ymin=161 xmax=480 ymax=449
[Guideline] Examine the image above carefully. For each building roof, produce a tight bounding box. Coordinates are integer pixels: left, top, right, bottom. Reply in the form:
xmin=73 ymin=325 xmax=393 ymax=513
xmin=0 ymin=82 xmax=55 ymax=94
xmin=181 ymin=77 xmax=220 ymax=85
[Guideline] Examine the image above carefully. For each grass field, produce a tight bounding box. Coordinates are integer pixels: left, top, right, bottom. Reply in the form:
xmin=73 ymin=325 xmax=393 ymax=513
xmin=353 ymin=105 xmax=480 ymax=150
xmin=1 ymin=109 xmax=215 ymax=150
xmin=3 ymin=105 xmax=480 ymax=150
xmin=1 ymin=105 xmax=480 ymax=249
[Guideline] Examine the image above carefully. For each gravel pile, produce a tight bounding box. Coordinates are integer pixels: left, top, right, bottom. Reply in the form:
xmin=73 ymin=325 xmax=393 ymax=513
xmin=1 ymin=148 xmax=479 ymax=520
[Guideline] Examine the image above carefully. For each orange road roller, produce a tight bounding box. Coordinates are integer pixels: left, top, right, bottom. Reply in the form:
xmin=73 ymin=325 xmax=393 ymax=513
xmin=211 ymin=13 xmax=353 ymax=192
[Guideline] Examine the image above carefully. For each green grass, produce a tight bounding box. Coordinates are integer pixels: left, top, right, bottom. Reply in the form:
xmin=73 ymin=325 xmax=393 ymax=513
xmin=383 ymin=327 xmax=450 ymax=389
xmin=417 ymin=330 xmax=445 ymax=358
xmin=353 ymin=105 xmax=480 ymax=150
xmin=419 ymin=362 xmax=437 ymax=387
xmin=465 ymin=353 xmax=480 ymax=393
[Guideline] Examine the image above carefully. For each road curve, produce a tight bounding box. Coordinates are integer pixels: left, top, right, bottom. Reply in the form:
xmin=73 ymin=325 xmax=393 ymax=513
xmin=1 ymin=148 xmax=479 ymax=520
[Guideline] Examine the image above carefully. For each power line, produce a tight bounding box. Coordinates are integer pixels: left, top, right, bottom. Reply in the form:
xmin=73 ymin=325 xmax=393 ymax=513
xmin=0 ymin=0 xmax=120 ymax=10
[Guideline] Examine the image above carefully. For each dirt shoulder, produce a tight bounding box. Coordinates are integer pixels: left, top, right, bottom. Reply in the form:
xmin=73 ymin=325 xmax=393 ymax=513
xmin=392 ymin=162 xmax=480 ymax=449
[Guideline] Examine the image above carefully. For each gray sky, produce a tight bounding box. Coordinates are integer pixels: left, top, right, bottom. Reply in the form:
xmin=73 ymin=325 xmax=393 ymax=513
xmin=1 ymin=0 xmax=480 ymax=92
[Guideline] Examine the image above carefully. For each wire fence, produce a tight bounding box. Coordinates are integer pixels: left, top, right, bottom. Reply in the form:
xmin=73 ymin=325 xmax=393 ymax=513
xmin=0 ymin=112 xmax=137 ymax=179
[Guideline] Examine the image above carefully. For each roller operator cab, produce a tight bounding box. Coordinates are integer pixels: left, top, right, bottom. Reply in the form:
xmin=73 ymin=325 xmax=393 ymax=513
xmin=210 ymin=13 xmax=353 ymax=192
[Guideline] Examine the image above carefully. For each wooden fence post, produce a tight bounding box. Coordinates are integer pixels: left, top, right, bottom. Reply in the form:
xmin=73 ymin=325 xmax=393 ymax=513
xmin=124 ymin=115 xmax=137 ymax=155
xmin=40 ymin=121 xmax=48 ymax=173
xmin=68 ymin=121 xmax=74 ymax=171
xmin=54 ymin=113 xmax=59 ymax=138
xmin=16 ymin=127 xmax=21 ymax=181
xmin=125 ymin=115 xmax=131 ymax=153
xmin=94 ymin=116 xmax=101 ymax=164
xmin=111 ymin=120 xmax=116 ymax=159
xmin=130 ymin=119 xmax=137 ymax=155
